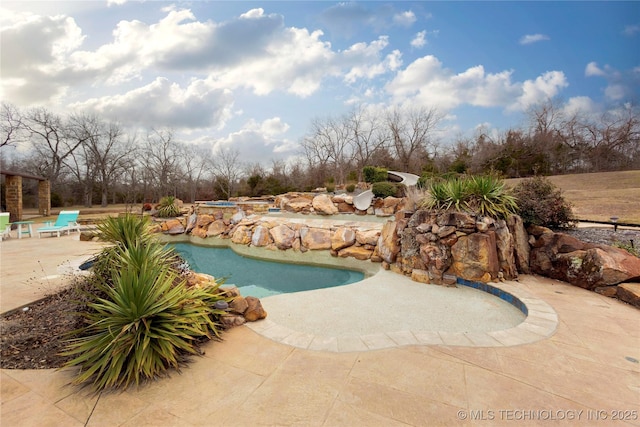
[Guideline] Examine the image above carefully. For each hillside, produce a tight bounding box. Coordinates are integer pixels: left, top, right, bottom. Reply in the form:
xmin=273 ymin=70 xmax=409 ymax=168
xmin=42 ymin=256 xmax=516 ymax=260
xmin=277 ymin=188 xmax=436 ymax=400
xmin=506 ymin=170 xmax=640 ymax=224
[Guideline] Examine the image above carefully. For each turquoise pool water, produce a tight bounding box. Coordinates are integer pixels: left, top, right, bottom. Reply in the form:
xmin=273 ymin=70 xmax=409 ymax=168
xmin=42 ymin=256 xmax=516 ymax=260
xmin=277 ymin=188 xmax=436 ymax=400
xmin=171 ymin=243 xmax=365 ymax=298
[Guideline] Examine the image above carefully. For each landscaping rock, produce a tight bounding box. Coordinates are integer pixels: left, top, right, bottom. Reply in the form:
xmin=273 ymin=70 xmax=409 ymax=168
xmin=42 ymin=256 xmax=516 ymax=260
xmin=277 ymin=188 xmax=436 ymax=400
xmin=244 ymin=296 xmax=267 ymax=321
xmin=337 ymin=245 xmax=372 ymax=260
xmin=300 ymin=227 xmax=332 ymax=250
xmin=251 ymin=224 xmax=272 ymax=247
xmin=270 ymin=224 xmax=296 ymax=249
xmin=377 ymin=220 xmax=401 ymax=263
xmin=449 ymin=232 xmax=500 ymax=282
xmin=312 ymin=194 xmax=339 ymax=215
xmin=331 ymin=227 xmax=356 ymax=251
xmin=616 ymin=283 xmax=640 ymax=307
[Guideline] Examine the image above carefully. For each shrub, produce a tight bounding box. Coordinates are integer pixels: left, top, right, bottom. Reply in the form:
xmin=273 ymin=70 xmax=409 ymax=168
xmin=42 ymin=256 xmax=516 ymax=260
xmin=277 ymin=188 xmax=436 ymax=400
xmin=363 ymin=166 xmax=388 ymax=183
xmin=325 ymin=183 xmax=335 ymax=193
xmin=346 ymin=183 xmax=356 ymax=193
xmin=420 ymin=175 xmax=518 ymax=219
xmin=156 ymin=196 xmax=180 ymax=218
xmin=63 ymin=215 xmax=228 ymax=391
xmin=512 ymin=176 xmax=575 ymax=228
xmin=372 ymin=182 xmax=399 ymax=198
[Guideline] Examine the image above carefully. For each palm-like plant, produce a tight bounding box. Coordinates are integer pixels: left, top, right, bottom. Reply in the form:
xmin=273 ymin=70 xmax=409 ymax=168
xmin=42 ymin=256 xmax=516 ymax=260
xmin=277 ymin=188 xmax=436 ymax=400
xmin=419 ymin=174 xmax=518 ymax=219
xmin=466 ymin=175 xmax=518 ymax=219
xmin=64 ymin=215 xmax=228 ymax=391
xmin=156 ymin=196 xmax=180 ymax=218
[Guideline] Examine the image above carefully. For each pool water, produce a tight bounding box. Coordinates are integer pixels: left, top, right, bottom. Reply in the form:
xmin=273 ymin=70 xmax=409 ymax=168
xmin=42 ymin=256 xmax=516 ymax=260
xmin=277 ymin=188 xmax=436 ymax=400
xmin=171 ymin=243 xmax=364 ymax=298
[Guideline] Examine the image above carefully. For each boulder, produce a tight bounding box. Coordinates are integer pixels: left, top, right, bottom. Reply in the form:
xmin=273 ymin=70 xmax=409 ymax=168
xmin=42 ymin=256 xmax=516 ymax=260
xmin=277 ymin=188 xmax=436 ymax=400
xmin=312 ymin=194 xmax=339 ymax=215
xmin=196 ymin=214 xmax=215 ymax=228
xmin=411 ymin=269 xmax=430 ymax=284
xmin=230 ymin=210 xmax=245 ymax=224
xmin=269 ymin=224 xmax=296 ymax=249
xmin=449 ymin=232 xmax=500 ymax=282
xmin=251 ymin=224 xmax=272 ymax=247
xmin=507 ymin=215 xmax=530 ymax=274
xmin=377 ymin=220 xmax=401 ymax=263
xmin=355 ymin=229 xmax=380 ymax=246
xmin=616 ymin=283 xmax=640 ymax=307
xmin=337 ymin=245 xmax=372 ymax=260
xmin=207 ymin=220 xmax=228 ymax=237
xmin=331 ymin=227 xmax=356 ymax=251
xmin=229 ymin=296 xmax=249 ymax=314
xmin=244 ymin=296 xmax=267 ymax=321
xmin=220 ymin=314 xmax=246 ymax=328
xmin=190 ymin=227 xmax=208 ymax=239
xmin=231 ymin=225 xmax=252 ymax=245
xmin=336 ymin=202 xmax=356 ymax=213
xmin=284 ymin=197 xmax=312 ymax=213
xmin=494 ymin=220 xmax=518 ymax=279
xmin=419 ymin=243 xmax=452 ymax=284
xmin=300 ymin=227 xmax=332 ymax=250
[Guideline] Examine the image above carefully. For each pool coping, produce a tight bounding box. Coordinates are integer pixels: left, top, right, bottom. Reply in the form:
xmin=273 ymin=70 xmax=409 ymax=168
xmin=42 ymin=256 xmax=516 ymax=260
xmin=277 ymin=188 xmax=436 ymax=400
xmin=245 ymin=277 xmax=558 ymax=352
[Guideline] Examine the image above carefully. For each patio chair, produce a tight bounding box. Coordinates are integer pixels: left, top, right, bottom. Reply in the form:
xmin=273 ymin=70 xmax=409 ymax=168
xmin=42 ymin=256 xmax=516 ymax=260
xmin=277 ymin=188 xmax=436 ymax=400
xmin=37 ymin=210 xmax=81 ymax=238
xmin=0 ymin=213 xmax=11 ymax=240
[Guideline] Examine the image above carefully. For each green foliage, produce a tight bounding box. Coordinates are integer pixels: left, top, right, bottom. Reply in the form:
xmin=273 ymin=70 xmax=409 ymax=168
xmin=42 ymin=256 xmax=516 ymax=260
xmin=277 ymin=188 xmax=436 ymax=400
xmin=420 ymin=174 xmax=518 ymax=219
xmin=63 ymin=215 xmax=227 ymax=391
xmin=346 ymin=183 xmax=356 ymax=193
xmin=612 ymin=241 xmax=639 ymax=258
xmin=156 ymin=196 xmax=180 ymax=218
xmin=325 ymin=183 xmax=335 ymax=193
xmin=466 ymin=175 xmax=518 ymax=219
xmin=63 ymin=247 xmax=226 ymax=391
xmin=363 ymin=166 xmax=388 ymax=183
xmin=372 ymin=181 xmax=399 ymax=198
xmin=512 ymin=176 xmax=575 ymax=228
xmin=347 ymin=170 xmax=358 ymax=182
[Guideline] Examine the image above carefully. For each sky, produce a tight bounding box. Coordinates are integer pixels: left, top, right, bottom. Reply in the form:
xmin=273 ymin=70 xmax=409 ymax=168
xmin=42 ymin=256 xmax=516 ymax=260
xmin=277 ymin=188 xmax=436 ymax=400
xmin=1 ymin=1 xmax=639 ymax=167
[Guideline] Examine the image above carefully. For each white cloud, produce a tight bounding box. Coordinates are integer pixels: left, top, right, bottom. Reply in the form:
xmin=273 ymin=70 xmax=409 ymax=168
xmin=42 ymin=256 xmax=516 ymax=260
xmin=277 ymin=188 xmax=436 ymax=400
xmin=585 ymin=61 xmax=638 ymax=101
xmin=623 ymin=24 xmax=640 ymax=36
xmin=585 ymin=61 xmax=606 ymax=77
xmin=519 ymin=34 xmax=550 ymax=45
xmin=563 ymin=96 xmax=598 ymax=117
xmin=411 ymin=30 xmax=427 ymax=48
xmin=69 ymin=77 xmax=234 ymax=129
xmin=107 ymin=0 xmax=128 ymax=6
xmin=215 ymin=121 xmax=298 ymax=165
xmin=393 ymin=10 xmax=416 ymax=27
xmin=386 ymin=55 xmax=568 ymax=112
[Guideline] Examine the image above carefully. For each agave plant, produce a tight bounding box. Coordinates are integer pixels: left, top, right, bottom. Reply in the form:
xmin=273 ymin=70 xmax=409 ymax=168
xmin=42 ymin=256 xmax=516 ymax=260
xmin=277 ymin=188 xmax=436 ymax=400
xmin=466 ymin=175 xmax=518 ymax=219
xmin=63 ymin=243 xmax=227 ymax=391
xmin=420 ymin=174 xmax=518 ymax=219
xmin=156 ymin=196 xmax=180 ymax=218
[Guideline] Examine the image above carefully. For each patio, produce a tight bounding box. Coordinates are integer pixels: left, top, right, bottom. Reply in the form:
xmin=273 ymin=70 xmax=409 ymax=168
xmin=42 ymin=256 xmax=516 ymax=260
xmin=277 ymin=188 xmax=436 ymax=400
xmin=1 ymin=224 xmax=639 ymax=426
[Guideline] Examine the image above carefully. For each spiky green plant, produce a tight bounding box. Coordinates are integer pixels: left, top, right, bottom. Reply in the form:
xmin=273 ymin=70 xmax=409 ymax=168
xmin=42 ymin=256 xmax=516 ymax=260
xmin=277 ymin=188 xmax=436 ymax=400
xmin=466 ymin=175 xmax=518 ymax=219
xmin=419 ymin=174 xmax=518 ymax=219
xmin=156 ymin=196 xmax=180 ymax=218
xmin=63 ymin=243 xmax=226 ymax=391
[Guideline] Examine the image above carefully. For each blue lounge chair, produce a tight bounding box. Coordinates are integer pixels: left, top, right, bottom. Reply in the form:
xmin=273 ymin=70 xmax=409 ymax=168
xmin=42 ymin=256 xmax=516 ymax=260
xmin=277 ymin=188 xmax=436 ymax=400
xmin=0 ymin=213 xmax=11 ymax=240
xmin=37 ymin=210 xmax=81 ymax=238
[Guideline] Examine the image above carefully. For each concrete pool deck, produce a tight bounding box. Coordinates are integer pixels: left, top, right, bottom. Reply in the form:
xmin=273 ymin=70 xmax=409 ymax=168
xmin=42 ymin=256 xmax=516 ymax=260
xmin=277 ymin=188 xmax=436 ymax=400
xmin=1 ymin=225 xmax=640 ymax=426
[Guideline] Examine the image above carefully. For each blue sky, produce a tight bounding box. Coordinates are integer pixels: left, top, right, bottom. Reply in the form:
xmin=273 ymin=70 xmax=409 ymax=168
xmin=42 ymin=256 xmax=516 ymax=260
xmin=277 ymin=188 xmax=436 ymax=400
xmin=1 ymin=1 xmax=638 ymax=166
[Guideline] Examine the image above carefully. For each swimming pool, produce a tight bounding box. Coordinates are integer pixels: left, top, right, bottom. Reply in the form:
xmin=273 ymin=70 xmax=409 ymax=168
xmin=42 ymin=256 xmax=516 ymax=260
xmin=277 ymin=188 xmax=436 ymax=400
xmin=171 ymin=243 xmax=364 ymax=298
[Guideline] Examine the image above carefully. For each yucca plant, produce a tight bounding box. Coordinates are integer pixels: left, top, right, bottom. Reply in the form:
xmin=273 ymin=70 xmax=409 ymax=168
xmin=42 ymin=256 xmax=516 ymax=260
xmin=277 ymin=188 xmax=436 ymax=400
xmin=62 ymin=243 xmax=227 ymax=391
xmin=156 ymin=196 xmax=180 ymax=218
xmin=466 ymin=175 xmax=518 ymax=219
xmin=420 ymin=174 xmax=518 ymax=219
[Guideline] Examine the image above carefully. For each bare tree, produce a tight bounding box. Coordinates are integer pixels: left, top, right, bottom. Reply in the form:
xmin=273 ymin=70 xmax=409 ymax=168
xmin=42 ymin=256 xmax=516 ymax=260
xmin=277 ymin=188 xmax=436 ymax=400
xmin=22 ymin=107 xmax=83 ymax=185
xmin=210 ymin=146 xmax=243 ymax=199
xmin=346 ymin=105 xmax=389 ymax=181
xmin=141 ymin=128 xmax=180 ymax=201
xmin=1 ymin=102 xmax=24 ymax=149
xmin=386 ymin=105 xmax=442 ymax=174
xmin=176 ymin=142 xmax=212 ymax=203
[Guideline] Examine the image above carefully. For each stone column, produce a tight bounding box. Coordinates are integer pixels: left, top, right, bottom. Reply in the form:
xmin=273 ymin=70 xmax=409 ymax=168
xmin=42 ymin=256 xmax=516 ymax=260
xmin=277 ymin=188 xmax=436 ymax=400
xmin=38 ymin=180 xmax=51 ymax=216
xmin=5 ymin=175 xmax=22 ymax=222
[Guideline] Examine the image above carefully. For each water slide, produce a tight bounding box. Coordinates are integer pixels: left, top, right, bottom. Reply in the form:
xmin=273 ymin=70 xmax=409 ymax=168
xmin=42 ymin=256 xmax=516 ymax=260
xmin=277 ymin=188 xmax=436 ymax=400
xmin=353 ymin=171 xmax=420 ymax=211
